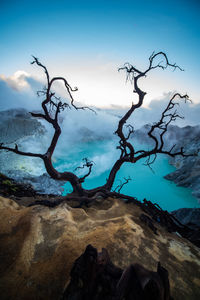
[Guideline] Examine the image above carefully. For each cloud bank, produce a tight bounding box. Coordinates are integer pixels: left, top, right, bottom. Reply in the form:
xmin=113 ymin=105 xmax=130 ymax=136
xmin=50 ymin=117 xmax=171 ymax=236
xmin=0 ymin=70 xmax=200 ymax=132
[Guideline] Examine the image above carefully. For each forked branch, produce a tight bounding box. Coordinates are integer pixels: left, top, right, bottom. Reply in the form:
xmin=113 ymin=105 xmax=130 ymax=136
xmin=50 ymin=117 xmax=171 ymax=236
xmin=114 ymin=176 xmax=132 ymax=193
xmin=104 ymin=52 xmax=195 ymax=191
xmin=0 ymin=52 xmax=197 ymax=199
xmin=74 ymin=158 xmax=94 ymax=183
xmin=0 ymin=143 xmax=43 ymax=159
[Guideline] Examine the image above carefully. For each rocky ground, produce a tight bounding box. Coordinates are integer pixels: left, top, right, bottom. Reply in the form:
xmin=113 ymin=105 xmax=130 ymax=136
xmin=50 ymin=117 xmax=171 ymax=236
xmin=0 ymin=192 xmax=199 ymax=300
xmin=0 ymin=109 xmax=200 ymax=299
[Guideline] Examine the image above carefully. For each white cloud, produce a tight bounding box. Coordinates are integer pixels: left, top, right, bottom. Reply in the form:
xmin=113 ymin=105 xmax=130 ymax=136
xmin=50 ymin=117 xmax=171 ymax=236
xmin=45 ymin=57 xmax=200 ymax=108
xmin=0 ymin=71 xmax=31 ymax=91
xmin=0 ymin=66 xmax=199 ymax=130
xmin=0 ymin=72 xmax=43 ymax=111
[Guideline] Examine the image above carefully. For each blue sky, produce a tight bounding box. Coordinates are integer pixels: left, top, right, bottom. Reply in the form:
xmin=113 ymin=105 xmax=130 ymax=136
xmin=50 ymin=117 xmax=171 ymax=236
xmin=0 ymin=0 xmax=200 ymax=108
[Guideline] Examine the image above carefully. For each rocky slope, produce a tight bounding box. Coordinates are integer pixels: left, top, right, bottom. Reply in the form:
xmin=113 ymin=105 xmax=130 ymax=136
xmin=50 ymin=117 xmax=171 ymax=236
xmin=164 ymin=126 xmax=200 ymax=202
xmin=0 ymin=196 xmax=199 ymax=300
xmin=0 ymin=108 xmax=45 ymax=143
xmin=172 ymin=208 xmax=200 ymax=228
xmin=133 ymin=124 xmax=200 ymax=203
xmin=0 ymin=108 xmax=65 ymax=195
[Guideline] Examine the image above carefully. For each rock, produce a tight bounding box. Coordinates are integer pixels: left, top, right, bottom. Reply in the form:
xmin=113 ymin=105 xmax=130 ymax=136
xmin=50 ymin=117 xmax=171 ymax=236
xmin=0 ymin=196 xmax=199 ymax=299
xmin=171 ymin=208 xmax=200 ymax=228
xmin=139 ymin=213 xmax=158 ymax=235
xmin=171 ymin=208 xmax=200 ymax=248
xmin=62 ymin=244 xmax=123 ymax=300
xmin=0 ymin=108 xmax=46 ymax=144
xmin=9 ymin=171 xmax=65 ymax=195
xmin=0 ymin=172 xmax=36 ymax=197
xmin=141 ymin=198 xmax=200 ymax=247
xmin=63 ymin=244 xmax=173 ymax=300
xmin=0 ymin=108 xmax=48 ymax=191
xmin=163 ymin=126 xmax=200 ymax=203
xmin=0 ymin=172 xmax=65 ymax=198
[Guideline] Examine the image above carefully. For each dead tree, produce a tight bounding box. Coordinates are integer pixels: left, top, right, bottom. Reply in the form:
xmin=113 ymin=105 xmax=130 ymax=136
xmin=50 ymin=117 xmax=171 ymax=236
xmin=0 ymin=52 xmax=197 ymax=200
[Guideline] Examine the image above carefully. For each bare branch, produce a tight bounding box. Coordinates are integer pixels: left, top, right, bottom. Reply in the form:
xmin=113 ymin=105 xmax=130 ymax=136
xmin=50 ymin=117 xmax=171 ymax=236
xmin=74 ymin=158 xmax=95 ymax=183
xmin=31 ymin=56 xmax=50 ymax=85
xmin=0 ymin=144 xmax=43 ymax=159
xmin=125 ymin=124 xmax=134 ymax=140
xmin=143 ymin=154 xmax=157 ymax=173
xmin=30 ymin=112 xmax=48 ymax=120
xmin=118 ymin=63 xmax=142 ymax=82
xmin=147 ymin=51 xmax=184 ymax=73
xmin=147 ymin=93 xmax=190 ymax=153
xmin=36 ymin=90 xmax=47 ymax=97
xmin=114 ymin=176 xmax=132 ymax=193
xmin=105 ymin=53 xmax=193 ymax=191
xmin=49 ymin=77 xmax=96 ymax=113
xmin=114 ymin=51 xmax=184 ymax=167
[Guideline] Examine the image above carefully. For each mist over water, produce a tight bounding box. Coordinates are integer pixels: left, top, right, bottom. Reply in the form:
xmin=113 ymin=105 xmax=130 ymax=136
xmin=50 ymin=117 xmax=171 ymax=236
xmin=0 ymin=105 xmax=198 ymax=212
xmin=0 ymin=73 xmax=200 ymax=211
xmin=0 ymin=103 xmax=199 ymax=211
xmin=53 ymin=139 xmax=199 ymax=212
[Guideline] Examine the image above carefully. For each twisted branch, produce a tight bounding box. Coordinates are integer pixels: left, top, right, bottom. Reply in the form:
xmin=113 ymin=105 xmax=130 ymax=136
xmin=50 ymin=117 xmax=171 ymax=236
xmin=114 ymin=176 xmax=132 ymax=193
xmin=0 ymin=143 xmax=43 ymax=159
xmin=0 ymin=52 xmax=197 ymax=198
xmin=104 ymin=52 xmax=189 ymax=191
xmin=74 ymin=158 xmax=94 ymax=183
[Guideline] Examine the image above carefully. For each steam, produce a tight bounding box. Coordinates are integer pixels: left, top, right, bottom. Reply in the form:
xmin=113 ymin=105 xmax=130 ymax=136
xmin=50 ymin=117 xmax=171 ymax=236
xmin=0 ymin=71 xmax=200 ymax=181
xmin=1 ymin=71 xmax=200 ymax=127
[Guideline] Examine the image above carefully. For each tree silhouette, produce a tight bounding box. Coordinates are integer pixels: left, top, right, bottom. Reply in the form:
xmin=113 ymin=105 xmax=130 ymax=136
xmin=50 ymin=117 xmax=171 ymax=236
xmin=0 ymin=52 xmax=196 ymax=201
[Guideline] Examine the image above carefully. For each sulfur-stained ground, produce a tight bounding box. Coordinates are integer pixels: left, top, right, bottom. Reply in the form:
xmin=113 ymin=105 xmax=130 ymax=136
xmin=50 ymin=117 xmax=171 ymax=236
xmin=0 ymin=196 xmax=199 ymax=299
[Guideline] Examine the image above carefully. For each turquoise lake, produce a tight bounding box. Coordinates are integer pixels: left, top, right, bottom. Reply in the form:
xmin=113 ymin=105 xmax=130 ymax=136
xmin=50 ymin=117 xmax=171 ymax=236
xmin=54 ymin=139 xmax=199 ymax=212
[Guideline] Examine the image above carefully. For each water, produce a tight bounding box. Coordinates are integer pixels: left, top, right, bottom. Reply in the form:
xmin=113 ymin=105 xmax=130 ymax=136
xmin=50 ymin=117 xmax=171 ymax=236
xmin=53 ymin=139 xmax=199 ymax=212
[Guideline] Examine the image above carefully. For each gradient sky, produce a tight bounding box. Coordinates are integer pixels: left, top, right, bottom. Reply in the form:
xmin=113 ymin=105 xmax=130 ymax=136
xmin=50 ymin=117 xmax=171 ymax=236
xmin=0 ymin=0 xmax=200 ymax=107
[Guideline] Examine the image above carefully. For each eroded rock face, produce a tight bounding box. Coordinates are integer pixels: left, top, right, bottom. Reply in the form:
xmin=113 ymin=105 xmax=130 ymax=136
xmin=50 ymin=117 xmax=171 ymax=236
xmin=0 ymin=196 xmax=200 ymax=300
